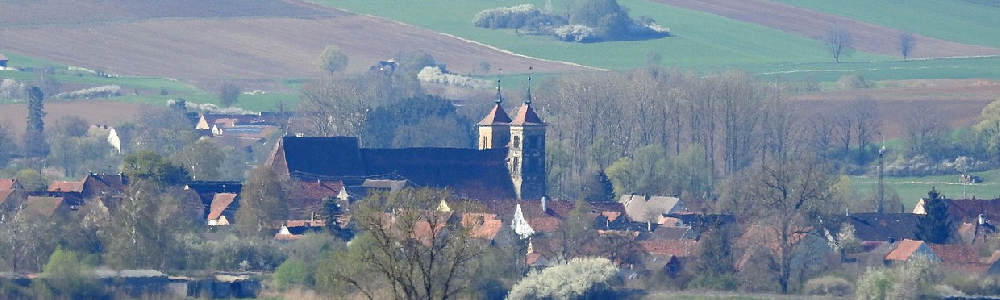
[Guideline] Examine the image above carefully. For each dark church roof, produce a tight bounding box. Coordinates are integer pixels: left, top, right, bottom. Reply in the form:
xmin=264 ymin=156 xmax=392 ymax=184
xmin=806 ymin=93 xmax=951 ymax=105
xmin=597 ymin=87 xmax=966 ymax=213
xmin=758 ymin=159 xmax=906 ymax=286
xmin=269 ymin=136 xmax=516 ymax=200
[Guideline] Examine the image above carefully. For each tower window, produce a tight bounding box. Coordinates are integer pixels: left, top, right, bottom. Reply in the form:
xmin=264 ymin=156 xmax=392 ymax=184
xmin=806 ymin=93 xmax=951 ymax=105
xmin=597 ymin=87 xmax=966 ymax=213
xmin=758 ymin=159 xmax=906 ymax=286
xmin=513 ymin=136 xmax=521 ymax=149
xmin=513 ymin=157 xmax=520 ymax=175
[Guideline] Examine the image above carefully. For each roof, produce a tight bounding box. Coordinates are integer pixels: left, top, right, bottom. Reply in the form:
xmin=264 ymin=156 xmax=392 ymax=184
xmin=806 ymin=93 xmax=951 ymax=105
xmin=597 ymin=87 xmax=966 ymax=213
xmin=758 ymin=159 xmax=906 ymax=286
xmin=639 ymin=240 xmax=698 ymax=257
xmin=269 ymin=136 xmax=518 ymax=200
xmin=482 ymin=199 xmax=575 ymax=233
xmin=943 ymin=198 xmax=1000 ymax=223
xmin=646 ymin=226 xmax=694 ymax=241
xmin=509 ymin=103 xmax=544 ymax=126
xmin=477 ymin=103 xmax=512 ymax=126
xmin=620 ymin=195 xmax=684 ymax=223
xmin=207 ymin=193 xmax=238 ymax=221
xmin=288 ymin=180 xmax=343 ymax=220
xmin=0 ymin=53 xmax=7 ymax=61
xmin=927 ymin=244 xmax=980 ymax=264
xmin=885 ymin=239 xmax=939 ymax=262
xmin=0 ymin=179 xmax=18 ymax=191
xmin=0 ymin=190 xmax=15 ymax=204
xmin=25 ymin=196 xmax=64 ymax=217
xmin=462 ymin=213 xmax=503 ymax=239
xmin=83 ymin=173 xmax=129 ymax=199
xmin=48 ymin=180 xmax=84 ymax=193
xmin=822 ymin=213 xmax=921 ymax=242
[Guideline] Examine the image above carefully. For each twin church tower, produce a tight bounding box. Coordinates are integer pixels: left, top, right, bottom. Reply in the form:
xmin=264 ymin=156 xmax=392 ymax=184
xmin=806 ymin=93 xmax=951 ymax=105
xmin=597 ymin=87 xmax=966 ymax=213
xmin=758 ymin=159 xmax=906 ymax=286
xmin=477 ymin=79 xmax=546 ymax=200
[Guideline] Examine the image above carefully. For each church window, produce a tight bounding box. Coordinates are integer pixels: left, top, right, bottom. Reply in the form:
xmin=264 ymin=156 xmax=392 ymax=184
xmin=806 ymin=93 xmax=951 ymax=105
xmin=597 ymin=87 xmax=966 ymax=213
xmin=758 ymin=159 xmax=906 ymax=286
xmin=513 ymin=136 xmax=521 ymax=149
xmin=513 ymin=157 xmax=520 ymax=174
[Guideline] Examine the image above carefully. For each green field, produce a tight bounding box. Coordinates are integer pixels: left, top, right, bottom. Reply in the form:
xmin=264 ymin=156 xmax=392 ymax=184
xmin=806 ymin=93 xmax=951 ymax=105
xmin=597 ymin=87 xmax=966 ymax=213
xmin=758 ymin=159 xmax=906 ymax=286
xmin=317 ymin=0 xmax=887 ymax=70
xmin=853 ymin=170 xmax=1000 ymax=211
xmin=748 ymin=56 xmax=1000 ymax=82
xmin=771 ymin=0 xmax=1000 ymax=48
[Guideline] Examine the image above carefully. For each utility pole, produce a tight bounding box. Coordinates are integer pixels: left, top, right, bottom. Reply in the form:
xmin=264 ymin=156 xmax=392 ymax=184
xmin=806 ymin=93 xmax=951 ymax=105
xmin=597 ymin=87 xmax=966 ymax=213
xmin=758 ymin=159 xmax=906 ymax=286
xmin=877 ymin=133 xmax=885 ymax=214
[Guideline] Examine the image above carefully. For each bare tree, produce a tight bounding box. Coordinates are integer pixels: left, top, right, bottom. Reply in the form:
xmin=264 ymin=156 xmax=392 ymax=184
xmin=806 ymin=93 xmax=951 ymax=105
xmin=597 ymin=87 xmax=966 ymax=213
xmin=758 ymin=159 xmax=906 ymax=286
xmin=218 ymin=83 xmax=240 ymax=107
xmin=899 ymin=30 xmax=916 ymax=61
xmin=741 ymin=155 xmax=835 ymax=293
xmin=824 ymin=26 xmax=853 ymax=63
xmin=317 ymin=45 xmax=349 ymax=75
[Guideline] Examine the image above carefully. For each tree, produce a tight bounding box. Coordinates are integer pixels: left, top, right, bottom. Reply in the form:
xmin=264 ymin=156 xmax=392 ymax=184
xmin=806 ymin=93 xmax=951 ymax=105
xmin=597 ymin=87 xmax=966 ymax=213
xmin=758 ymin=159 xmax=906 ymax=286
xmin=13 ymin=168 xmax=46 ymax=191
xmin=552 ymin=199 xmax=598 ymax=260
xmin=319 ymin=188 xmax=487 ymax=300
xmin=899 ymin=30 xmax=916 ymax=61
xmin=688 ymin=222 xmax=738 ymax=290
xmin=915 ymin=187 xmax=953 ymax=244
xmin=0 ymin=122 xmax=18 ymax=167
xmin=317 ymin=45 xmax=349 ymax=75
xmin=824 ymin=26 xmax=853 ymax=63
xmin=362 ymin=95 xmax=472 ymax=148
xmin=37 ymin=248 xmax=104 ymax=298
xmin=507 ymin=257 xmax=619 ymax=300
xmin=23 ymin=86 xmax=48 ymax=157
xmin=121 ymin=150 xmax=189 ymax=187
xmin=171 ymin=138 xmax=224 ymax=181
xmin=236 ymin=166 xmax=289 ymax=237
xmin=741 ymin=155 xmax=834 ymax=293
xmin=218 ymin=83 xmax=240 ymax=107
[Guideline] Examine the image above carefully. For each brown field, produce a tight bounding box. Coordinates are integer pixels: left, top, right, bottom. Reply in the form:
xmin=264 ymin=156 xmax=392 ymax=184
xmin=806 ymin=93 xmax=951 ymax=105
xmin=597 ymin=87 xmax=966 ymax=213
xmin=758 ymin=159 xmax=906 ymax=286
xmin=0 ymin=0 xmax=589 ymax=81
xmin=654 ymin=0 xmax=1000 ymax=58
xmin=0 ymin=101 xmax=144 ymax=135
xmin=790 ymin=79 xmax=1000 ymax=138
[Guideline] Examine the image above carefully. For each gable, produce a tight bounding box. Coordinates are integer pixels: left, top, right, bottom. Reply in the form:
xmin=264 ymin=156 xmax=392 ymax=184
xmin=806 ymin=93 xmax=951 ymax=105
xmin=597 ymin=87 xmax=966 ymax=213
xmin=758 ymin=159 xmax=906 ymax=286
xmin=207 ymin=193 xmax=238 ymax=221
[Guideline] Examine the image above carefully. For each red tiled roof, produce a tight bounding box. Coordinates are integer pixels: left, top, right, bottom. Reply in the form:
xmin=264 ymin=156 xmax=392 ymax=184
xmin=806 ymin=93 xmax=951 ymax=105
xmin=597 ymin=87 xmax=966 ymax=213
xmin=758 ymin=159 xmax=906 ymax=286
xmin=0 ymin=190 xmax=14 ymax=204
xmin=0 ymin=179 xmax=18 ymax=190
xmin=25 ymin=196 xmax=64 ymax=217
xmin=886 ymin=239 xmax=932 ymax=261
xmin=509 ymin=104 xmax=544 ymax=126
xmin=207 ymin=193 xmax=237 ymax=221
xmin=987 ymin=250 xmax=1000 ymax=264
xmin=640 ymin=240 xmax=698 ymax=257
xmin=477 ymin=103 xmax=512 ymax=126
xmin=284 ymin=220 xmax=325 ymax=228
xmin=48 ymin=180 xmax=84 ymax=192
xmin=928 ymin=244 xmax=980 ymax=264
xmin=462 ymin=213 xmax=503 ymax=239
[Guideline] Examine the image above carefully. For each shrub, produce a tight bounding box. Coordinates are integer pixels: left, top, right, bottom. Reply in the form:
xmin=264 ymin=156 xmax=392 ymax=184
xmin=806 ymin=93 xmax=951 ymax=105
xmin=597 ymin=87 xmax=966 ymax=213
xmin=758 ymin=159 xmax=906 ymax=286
xmin=507 ymin=257 xmax=619 ymax=300
xmin=837 ymin=74 xmax=870 ymax=90
xmin=472 ymin=4 xmax=566 ymax=30
xmin=55 ymin=85 xmax=122 ymax=100
xmin=553 ymin=25 xmax=598 ymax=42
xmin=416 ymin=66 xmax=490 ymax=89
xmin=804 ymin=276 xmax=852 ymax=296
xmin=273 ymin=257 xmax=315 ymax=290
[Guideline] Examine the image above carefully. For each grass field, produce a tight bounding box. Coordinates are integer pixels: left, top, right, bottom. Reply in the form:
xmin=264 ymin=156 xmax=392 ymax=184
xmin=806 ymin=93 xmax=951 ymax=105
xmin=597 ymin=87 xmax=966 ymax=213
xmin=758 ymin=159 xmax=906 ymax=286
xmin=853 ymin=170 xmax=1000 ymax=211
xmin=317 ymin=0 xmax=888 ymax=70
xmin=748 ymin=56 xmax=1000 ymax=82
xmin=770 ymin=0 xmax=1000 ymax=49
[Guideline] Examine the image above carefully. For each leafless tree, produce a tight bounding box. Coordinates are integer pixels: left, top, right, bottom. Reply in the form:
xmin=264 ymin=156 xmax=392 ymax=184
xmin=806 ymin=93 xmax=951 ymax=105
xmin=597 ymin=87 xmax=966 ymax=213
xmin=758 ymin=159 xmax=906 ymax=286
xmin=824 ymin=26 xmax=853 ymax=63
xmin=899 ymin=30 xmax=916 ymax=61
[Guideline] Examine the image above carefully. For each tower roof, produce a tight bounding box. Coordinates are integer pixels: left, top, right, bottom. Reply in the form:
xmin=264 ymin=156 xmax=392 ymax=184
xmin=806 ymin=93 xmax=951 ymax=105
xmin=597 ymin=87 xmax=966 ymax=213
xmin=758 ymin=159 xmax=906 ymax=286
xmin=510 ymin=103 xmax=544 ymax=126
xmin=477 ymin=103 xmax=512 ymax=126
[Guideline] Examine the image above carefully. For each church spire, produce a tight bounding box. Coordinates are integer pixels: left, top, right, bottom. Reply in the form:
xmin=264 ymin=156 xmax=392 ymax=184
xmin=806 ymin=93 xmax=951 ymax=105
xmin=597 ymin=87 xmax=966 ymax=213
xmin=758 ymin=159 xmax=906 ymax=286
xmin=511 ymin=203 xmax=535 ymax=239
xmin=495 ymin=78 xmax=503 ymax=104
xmin=525 ymin=67 xmax=532 ymax=105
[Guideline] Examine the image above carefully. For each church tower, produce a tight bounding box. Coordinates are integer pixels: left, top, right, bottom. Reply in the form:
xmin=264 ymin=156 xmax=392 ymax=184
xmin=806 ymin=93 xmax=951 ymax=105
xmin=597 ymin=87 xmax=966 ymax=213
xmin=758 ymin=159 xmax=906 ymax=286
xmin=508 ymin=77 xmax=546 ymax=200
xmin=477 ymin=80 xmax=512 ymax=150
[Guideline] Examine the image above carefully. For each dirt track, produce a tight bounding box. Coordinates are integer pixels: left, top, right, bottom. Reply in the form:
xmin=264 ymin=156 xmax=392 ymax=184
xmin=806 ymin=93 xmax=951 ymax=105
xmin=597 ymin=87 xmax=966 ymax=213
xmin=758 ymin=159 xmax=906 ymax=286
xmin=653 ymin=0 xmax=1000 ymax=58
xmin=0 ymin=0 xmax=589 ymax=80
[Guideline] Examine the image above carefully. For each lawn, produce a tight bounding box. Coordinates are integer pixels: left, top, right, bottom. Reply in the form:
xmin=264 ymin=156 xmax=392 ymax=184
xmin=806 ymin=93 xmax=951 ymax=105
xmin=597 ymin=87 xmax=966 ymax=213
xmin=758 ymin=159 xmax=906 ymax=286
xmin=316 ymin=0 xmax=887 ymax=70
xmin=748 ymin=56 xmax=1000 ymax=82
xmin=770 ymin=0 xmax=1000 ymax=48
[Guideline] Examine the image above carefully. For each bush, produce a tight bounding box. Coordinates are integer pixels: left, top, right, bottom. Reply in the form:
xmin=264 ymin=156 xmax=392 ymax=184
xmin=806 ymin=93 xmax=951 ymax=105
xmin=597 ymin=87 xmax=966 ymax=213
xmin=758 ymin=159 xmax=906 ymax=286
xmin=55 ymin=85 xmax=122 ymax=100
xmin=804 ymin=276 xmax=852 ymax=296
xmin=553 ymin=25 xmax=598 ymax=42
xmin=507 ymin=257 xmax=619 ymax=300
xmin=472 ymin=4 xmax=565 ymax=30
xmin=273 ymin=257 xmax=315 ymax=290
xmin=837 ymin=74 xmax=870 ymax=90
xmin=416 ymin=66 xmax=490 ymax=89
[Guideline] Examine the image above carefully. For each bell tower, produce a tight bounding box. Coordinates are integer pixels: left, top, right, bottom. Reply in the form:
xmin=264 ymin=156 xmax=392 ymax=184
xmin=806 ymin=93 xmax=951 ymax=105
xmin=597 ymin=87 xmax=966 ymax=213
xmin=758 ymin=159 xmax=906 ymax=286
xmin=508 ymin=76 xmax=546 ymax=200
xmin=477 ymin=80 xmax=511 ymax=150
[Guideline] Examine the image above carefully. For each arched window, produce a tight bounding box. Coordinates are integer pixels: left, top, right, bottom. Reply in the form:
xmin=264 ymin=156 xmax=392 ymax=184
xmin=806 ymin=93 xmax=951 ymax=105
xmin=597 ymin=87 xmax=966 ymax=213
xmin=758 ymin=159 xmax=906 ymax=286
xmin=513 ymin=136 xmax=521 ymax=149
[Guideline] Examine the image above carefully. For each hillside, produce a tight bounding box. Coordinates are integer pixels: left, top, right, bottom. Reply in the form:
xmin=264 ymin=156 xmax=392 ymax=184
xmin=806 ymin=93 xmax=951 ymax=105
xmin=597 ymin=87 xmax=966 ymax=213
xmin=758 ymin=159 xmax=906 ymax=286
xmin=653 ymin=0 xmax=1000 ymax=58
xmin=0 ymin=0 xmax=589 ymax=80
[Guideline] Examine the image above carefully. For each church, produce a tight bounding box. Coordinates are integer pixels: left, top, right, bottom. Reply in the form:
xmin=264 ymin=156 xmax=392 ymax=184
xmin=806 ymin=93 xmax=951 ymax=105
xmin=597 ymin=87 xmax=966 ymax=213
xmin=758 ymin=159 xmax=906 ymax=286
xmin=266 ymin=82 xmax=547 ymax=200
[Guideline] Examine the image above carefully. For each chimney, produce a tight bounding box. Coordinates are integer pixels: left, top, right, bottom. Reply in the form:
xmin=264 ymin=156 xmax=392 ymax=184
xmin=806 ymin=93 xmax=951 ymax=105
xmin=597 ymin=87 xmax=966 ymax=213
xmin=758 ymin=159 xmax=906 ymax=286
xmin=541 ymin=196 xmax=547 ymax=213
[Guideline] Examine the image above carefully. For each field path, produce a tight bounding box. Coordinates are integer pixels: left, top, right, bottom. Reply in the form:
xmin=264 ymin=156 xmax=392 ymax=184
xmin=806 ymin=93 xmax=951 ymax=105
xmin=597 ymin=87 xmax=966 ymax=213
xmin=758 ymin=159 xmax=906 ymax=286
xmin=651 ymin=0 xmax=1000 ymax=58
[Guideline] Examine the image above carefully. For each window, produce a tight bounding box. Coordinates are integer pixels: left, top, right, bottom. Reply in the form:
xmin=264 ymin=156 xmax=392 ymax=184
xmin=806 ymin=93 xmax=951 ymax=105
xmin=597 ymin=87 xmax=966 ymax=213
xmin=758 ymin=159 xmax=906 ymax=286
xmin=513 ymin=157 xmax=520 ymax=174
xmin=513 ymin=136 xmax=521 ymax=149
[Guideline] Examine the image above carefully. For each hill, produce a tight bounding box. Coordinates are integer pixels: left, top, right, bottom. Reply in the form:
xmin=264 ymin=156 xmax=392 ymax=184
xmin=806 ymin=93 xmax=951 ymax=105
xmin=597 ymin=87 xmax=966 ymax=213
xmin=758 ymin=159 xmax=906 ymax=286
xmin=0 ymin=0 xmax=589 ymax=81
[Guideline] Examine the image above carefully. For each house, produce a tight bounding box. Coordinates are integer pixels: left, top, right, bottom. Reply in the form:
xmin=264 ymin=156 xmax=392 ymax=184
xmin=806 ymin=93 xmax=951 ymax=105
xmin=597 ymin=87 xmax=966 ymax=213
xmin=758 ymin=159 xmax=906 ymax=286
xmin=207 ymin=193 xmax=238 ymax=226
xmin=639 ymin=239 xmax=699 ymax=278
xmin=0 ymin=179 xmax=25 ymax=210
xmin=0 ymin=53 xmax=8 ymax=68
xmin=885 ymin=239 xmax=940 ymax=263
xmin=266 ymin=82 xmax=546 ymax=200
xmin=821 ymin=212 xmax=921 ymax=242
xmin=619 ymin=195 xmax=688 ymax=227
xmin=24 ymin=196 xmax=68 ymax=217
xmin=913 ymin=197 xmax=1000 ymax=224
xmin=184 ymin=181 xmax=242 ymax=222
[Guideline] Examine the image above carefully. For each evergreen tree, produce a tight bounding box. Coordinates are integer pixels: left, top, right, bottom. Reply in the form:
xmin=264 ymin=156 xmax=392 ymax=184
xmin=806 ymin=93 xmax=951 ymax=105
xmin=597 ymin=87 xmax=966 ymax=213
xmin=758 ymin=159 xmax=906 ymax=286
xmin=23 ymin=86 xmax=48 ymax=157
xmin=916 ymin=187 xmax=953 ymax=244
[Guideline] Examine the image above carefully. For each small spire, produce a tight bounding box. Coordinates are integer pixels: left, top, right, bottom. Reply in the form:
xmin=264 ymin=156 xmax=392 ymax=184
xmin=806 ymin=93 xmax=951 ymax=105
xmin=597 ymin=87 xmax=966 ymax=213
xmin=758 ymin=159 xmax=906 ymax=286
xmin=525 ymin=66 xmax=533 ymax=104
xmin=495 ymin=78 xmax=503 ymax=104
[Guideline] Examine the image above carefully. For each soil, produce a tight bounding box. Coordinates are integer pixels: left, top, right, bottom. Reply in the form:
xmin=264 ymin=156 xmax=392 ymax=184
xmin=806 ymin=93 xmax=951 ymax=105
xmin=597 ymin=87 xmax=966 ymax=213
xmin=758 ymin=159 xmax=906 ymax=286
xmin=0 ymin=0 xmax=589 ymax=81
xmin=652 ymin=0 xmax=1000 ymax=58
